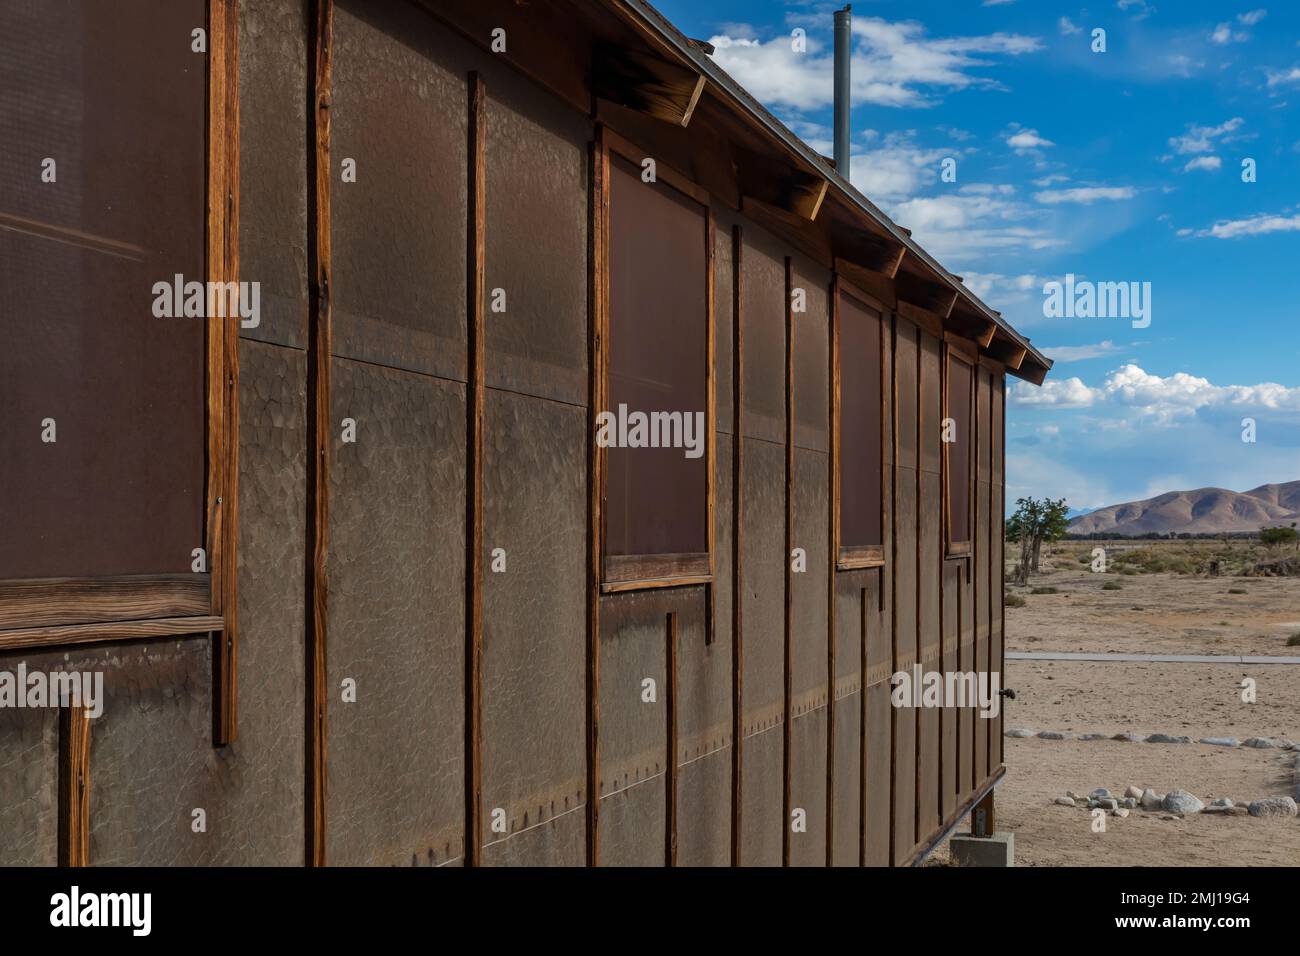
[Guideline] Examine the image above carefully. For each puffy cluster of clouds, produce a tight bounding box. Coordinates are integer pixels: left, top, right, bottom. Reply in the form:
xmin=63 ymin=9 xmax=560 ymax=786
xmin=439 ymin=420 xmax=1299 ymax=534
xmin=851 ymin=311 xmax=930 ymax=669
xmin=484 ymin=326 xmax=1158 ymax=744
xmin=1180 ymin=210 xmax=1300 ymax=239
xmin=1012 ymin=364 xmax=1300 ymax=422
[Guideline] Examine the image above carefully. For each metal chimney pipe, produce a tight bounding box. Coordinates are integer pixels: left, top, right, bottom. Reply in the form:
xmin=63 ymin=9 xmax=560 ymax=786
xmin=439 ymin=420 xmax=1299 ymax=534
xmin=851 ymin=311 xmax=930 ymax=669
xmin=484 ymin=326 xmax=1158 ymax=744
xmin=833 ymin=5 xmax=852 ymax=175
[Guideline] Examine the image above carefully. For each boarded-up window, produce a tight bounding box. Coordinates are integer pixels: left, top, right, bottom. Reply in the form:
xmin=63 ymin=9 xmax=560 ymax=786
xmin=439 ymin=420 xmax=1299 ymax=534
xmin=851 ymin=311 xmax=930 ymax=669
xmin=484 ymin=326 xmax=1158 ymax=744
xmin=945 ymin=350 xmax=974 ymax=555
xmin=0 ymin=0 xmax=207 ymax=579
xmin=836 ymin=289 xmax=883 ymax=565
xmin=604 ymin=156 xmax=709 ymax=580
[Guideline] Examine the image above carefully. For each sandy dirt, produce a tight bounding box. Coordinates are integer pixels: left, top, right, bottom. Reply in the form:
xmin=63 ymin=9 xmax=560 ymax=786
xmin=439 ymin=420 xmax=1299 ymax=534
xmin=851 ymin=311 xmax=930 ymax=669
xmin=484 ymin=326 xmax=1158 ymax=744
xmin=934 ymin=559 xmax=1300 ymax=866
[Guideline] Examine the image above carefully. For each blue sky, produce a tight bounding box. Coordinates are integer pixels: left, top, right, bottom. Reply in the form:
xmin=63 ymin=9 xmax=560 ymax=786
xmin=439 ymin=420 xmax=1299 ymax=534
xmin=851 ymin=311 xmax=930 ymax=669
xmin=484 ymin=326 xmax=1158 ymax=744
xmin=655 ymin=0 xmax=1300 ymax=513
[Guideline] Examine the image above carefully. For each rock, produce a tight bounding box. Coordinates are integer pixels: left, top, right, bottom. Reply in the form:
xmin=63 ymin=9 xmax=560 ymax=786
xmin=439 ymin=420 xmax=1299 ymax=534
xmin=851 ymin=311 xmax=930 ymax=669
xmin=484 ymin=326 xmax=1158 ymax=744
xmin=1037 ymin=731 xmax=1069 ymax=740
xmin=1209 ymin=797 xmax=1235 ymax=808
xmin=1113 ymin=808 xmax=1130 ymax=818
xmin=1140 ymin=788 xmax=1162 ymax=810
xmin=1274 ymin=739 xmax=1296 ymax=749
xmin=1055 ymin=796 xmax=1075 ymax=806
xmin=1079 ymin=733 xmax=1106 ymax=741
xmin=1241 ymin=737 xmax=1275 ymax=749
xmin=1065 ymin=790 xmax=1081 ymax=800
xmin=1162 ymin=790 xmax=1205 ymax=815
xmin=1090 ymin=788 xmax=1111 ymax=799
xmin=1124 ymin=785 xmax=1144 ymax=799
xmin=1160 ymin=814 xmax=1176 ymax=821
xmin=1096 ymin=798 xmax=1119 ymax=811
xmin=1121 ymin=797 xmax=1138 ymax=809
xmin=1198 ymin=737 xmax=1238 ymax=747
xmin=1145 ymin=733 xmax=1191 ymax=744
xmin=1006 ymin=728 xmax=1035 ymax=738
xmin=1247 ymin=796 xmax=1298 ymax=818
xmin=1112 ymin=732 xmax=1142 ymax=742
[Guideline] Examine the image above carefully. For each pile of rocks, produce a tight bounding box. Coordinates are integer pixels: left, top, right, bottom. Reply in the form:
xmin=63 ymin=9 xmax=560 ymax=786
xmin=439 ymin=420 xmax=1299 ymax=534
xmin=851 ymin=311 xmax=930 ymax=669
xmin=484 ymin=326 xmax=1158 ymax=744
xmin=1052 ymin=785 xmax=1298 ymax=819
xmin=1007 ymin=728 xmax=1300 ymax=750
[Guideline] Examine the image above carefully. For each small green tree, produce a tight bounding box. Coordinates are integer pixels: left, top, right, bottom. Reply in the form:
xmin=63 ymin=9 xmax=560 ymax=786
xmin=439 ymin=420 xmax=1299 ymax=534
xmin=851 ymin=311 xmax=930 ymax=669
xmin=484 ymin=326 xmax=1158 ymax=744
xmin=1260 ymin=524 xmax=1299 ymax=551
xmin=1005 ymin=496 xmax=1070 ymax=583
xmin=1032 ymin=498 xmax=1071 ymax=572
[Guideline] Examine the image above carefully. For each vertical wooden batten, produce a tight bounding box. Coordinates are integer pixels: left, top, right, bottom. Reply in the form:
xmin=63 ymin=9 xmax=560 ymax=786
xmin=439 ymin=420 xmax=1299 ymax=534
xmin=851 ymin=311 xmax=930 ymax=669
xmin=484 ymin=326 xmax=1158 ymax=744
xmin=666 ymin=611 xmax=679 ymax=866
xmin=781 ymin=256 xmax=794 ymax=867
xmin=825 ymin=280 xmax=836 ymax=867
xmin=464 ymin=70 xmax=486 ymax=868
xmin=729 ymin=223 xmax=744 ymax=866
xmin=57 ymin=706 xmax=91 ymax=867
xmin=208 ymin=0 xmax=242 ymax=747
xmin=586 ymin=124 xmax=609 ymax=867
xmin=304 ymin=0 xmax=333 ymax=869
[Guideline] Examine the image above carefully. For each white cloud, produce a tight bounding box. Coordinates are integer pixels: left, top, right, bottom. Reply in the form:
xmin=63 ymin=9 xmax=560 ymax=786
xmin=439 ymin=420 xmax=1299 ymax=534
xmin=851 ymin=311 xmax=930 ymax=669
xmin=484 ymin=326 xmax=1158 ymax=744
xmin=1006 ymin=127 xmax=1054 ymax=152
xmin=1033 ymin=186 xmax=1137 ymax=204
xmin=1014 ymin=363 xmax=1300 ymax=423
xmin=1210 ymin=22 xmax=1248 ymax=44
xmin=886 ymin=192 xmax=1062 ymax=261
xmin=961 ymin=271 xmax=1049 ymax=300
xmin=1058 ymin=17 xmax=1082 ymax=36
xmin=1032 ymin=174 xmax=1069 ymax=187
xmin=1117 ymin=0 xmax=1154 ymax=21
xmin=846 ymin=131 xmax=957 ymax=204
xmin=1266 ymin=66 xmax=1300 ymax=88
xmin=1238 ymin=9 xmax=1268 ymax=26
xmin=706 ymin=18 xmax=1042 ymax=111
xmin=1167 ymin=117 xmax=1244 ymax=155
xmin=1188 ymin=210 xmax=1300 ymax=239
xmin=1181 ymin=155 xmax=1222 ymax=172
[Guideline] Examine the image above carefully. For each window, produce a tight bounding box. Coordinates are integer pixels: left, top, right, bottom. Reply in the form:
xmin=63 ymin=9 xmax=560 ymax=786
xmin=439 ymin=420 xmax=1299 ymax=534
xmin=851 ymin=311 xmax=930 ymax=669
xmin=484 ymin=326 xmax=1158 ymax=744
xmin=944 ymin=346 xmax=974 ymax=556
xmin=602 ymin=146 xmax=712 ymax=586
xmin=834 ymin=284 xmax=885 ymax=567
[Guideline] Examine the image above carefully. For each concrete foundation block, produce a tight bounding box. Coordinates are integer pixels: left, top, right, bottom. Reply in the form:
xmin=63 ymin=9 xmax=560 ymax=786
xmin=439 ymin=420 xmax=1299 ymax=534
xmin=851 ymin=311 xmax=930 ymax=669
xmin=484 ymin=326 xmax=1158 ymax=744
xmin=949 ymin=831 xmax=1015 ymax=867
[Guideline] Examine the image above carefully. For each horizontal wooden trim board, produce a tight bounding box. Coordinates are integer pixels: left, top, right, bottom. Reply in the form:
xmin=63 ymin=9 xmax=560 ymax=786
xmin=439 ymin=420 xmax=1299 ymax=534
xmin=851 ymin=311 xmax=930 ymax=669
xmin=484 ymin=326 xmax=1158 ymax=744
xmin=601 ymin=574 xmax=712 ymax=595
xmin=837 ymin=545 xmax=885 ymax=570
xmin=0 ymin=574 xmax=211 ymax=631
xmin=603 ymin=552 xmax=710 ymax=584
xmin=0 ymin=616 xmax=224 ymax=652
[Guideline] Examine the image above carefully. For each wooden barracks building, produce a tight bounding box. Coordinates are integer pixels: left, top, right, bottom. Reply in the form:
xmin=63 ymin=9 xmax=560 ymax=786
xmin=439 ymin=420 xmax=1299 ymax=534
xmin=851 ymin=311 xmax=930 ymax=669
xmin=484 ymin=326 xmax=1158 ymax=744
xmin=0 ymin=0 xmax=1050 ymax=866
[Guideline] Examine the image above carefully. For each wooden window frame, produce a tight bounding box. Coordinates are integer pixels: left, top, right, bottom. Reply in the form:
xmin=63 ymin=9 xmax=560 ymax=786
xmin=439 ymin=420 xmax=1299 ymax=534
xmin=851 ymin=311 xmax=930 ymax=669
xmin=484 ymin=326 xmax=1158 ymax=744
xmin=0 ymin=0 xmax=240 ymax=741
xmin=831 ymin=275 xmax=887 ymax=571
xmin=943 ymin=337 xmax=976 ymax=559
xmin=596 ymin=127 xmax=715 ymax=593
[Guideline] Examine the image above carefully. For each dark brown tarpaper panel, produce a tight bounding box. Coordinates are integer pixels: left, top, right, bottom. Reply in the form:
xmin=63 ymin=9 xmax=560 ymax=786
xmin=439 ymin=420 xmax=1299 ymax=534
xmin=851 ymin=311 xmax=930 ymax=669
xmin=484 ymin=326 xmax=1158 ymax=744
xmin=481 ymin=389 xmax=587 ymax=865
xmin=788 ymin=709 xmax=827 ymax=866
xmin=484 ymin=66 xmax=589 ymax=406
xmin=947 ymin=355 xmax=973 ymax=548
xmin=87 ymin=639 xmax=221 ymax=866
xmin=740 ymin=435 xmax=784 ymax=866
xmin=330 ymin=0 xmax=467 ymax=381
xmin=221 ymin=338 xmax=307 ymax=864
xmin=238 ymin=0 xmax=309 ymax=349
xmin=838 ymin=295 xmax=884 ymax=548
xmin=740 ymin=225 xmax=787 ymax=445
xmin=891 ymin=320 xmax=918 ymax=864
xmin=792 ymin=450 xmax=829 ymax=697
xmin=676 ymin=749 xmax=730 ymax=866
xmin=598 ymin=590 xmax=671 ymax=867
xmin=958 ymin=549 xmax=975 ymax=801
xmin=326 ymin=359 xmax=466 ymax=866
xmin=974 ymin=368 xmax=992 ymax=786
xmin=991 ymin=377 xmax=1006 ymax=767
xmin=0 ymin=0 xmax=206 ymax=579
xmin=740 ymin=726 xmax=783 ymax=866
xmin=916 ymin=333 xmax=942 ymax=843
xmin=673 ymin=579 xmax=728 ymax=864
xmin=714 ymin=208 xmax=736 ymax=434
xmin=606 ymin=156 xmax=709 ymax=558
xmin=941 ymin=561 xmax=959 ymax=822
xmin=0 ymin=699 xmax=58 ymax=866
xmin=832 ymin=689 xmax=860 ymax=866
xmin=792 ymin=257 xmax=830 ymax=453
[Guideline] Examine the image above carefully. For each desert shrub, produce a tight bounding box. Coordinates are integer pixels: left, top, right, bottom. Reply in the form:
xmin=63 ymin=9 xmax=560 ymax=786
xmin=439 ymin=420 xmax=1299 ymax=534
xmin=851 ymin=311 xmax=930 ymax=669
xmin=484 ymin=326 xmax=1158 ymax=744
xmin=1005 ymin=593 xmax=1026 ymax=608
xmin=1227 ymin=588 xmax=1246 ymax=594
xmin=1288 ymin=633 xmax=1300 ymax=647
xmin=1031 ymin=586 xmax=1058 ymax=595
xmin=1101 ymin=581 xmax=1122 ymax=590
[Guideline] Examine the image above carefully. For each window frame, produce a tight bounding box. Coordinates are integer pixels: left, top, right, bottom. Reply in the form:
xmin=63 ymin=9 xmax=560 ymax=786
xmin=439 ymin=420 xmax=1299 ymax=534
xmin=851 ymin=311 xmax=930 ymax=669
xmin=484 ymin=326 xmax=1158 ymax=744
xmin=0 ymin=0 xmax=240 ymax=738
xmin=831 ymin=275 xmax=888 ymax=571
xmin=596 ymin=127 xmax=715 ymax=592
xmin=943 ymin=337 xmax=977 ymax=559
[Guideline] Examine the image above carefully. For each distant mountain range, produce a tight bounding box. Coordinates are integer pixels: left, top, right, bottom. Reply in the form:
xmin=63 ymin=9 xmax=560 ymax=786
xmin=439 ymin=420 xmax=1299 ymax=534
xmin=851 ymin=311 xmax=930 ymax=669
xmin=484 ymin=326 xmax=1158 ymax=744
xmin=1067 ymin=480 xmax=1300 ymax=535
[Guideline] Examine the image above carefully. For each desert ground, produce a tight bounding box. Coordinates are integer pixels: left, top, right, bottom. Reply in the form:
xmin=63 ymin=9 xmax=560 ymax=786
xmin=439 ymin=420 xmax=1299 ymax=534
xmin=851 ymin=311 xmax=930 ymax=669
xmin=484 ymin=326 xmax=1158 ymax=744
xmin=935 ymin=539 xmax=1300 ymax=866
